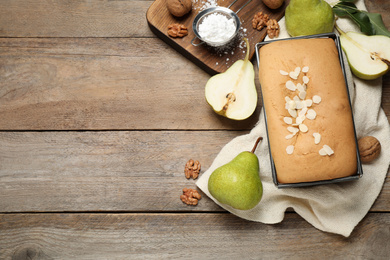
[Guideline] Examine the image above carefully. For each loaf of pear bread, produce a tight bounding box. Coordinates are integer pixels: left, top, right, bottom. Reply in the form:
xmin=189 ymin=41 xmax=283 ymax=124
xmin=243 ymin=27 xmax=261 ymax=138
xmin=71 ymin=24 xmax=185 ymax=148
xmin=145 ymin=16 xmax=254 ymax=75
xmin=258 ymin=37 xmax=357 ymax=184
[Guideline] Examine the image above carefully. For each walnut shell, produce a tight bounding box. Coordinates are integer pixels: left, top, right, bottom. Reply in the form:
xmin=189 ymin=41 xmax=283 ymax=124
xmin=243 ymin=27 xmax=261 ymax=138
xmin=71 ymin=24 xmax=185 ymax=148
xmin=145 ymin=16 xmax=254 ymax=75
xmin=166 ymin=0 xmax=192 ymax=17
xmin=358 ymin=136 xmax=381 ymax=163
xmin=262 ymin=0 xmax=284 ymax=10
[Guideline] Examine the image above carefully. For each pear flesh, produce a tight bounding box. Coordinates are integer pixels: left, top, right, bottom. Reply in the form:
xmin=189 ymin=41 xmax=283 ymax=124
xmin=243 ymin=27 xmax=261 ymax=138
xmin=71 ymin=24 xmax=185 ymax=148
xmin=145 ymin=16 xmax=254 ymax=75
xmin=208 ymin=137 xmax=263 ymax=210
xmin=205 ymin=38 xmax=257 ymax=120
xmin=339 ymin=31 xmax=390 ymax=80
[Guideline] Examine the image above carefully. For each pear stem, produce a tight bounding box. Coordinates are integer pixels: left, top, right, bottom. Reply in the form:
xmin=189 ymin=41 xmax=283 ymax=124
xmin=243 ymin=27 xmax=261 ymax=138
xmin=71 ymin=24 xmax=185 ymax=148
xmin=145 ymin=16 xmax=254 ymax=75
xmin=251 ymin=137 xmax=263 ymax=153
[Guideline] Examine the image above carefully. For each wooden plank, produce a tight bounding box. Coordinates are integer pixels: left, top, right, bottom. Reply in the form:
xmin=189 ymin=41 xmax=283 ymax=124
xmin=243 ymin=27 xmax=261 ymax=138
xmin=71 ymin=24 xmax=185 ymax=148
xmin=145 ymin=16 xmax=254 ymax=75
xmin=0 ymin=37 xmax=261 ymax=131
xmin=0 ymin=0 xmax=155 ymax=38
xmin=0 ymin=131 xmax=389 ymax=213
xmin=1 ymin=213 xmax=390 ymax=259
xmin=147 ymin=0 xmax=288 ymax=74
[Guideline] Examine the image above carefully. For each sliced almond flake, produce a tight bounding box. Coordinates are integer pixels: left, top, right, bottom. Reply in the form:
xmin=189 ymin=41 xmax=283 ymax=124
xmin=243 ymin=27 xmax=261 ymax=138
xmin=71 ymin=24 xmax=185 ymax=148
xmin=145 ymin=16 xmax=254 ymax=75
xmin=302 ymin=66 xmax=309 ymax=73
xmin=280 ymin=70 xmax=289 ymax=75
xmin=295 ymin=100 xmax=303 ymax=110
xmin=305 ymin=99 xmax=313 ymax=107
xmin=306 ymin=109 xmax=317 ymax=120
xmin=285 ymin=134 xmax=295 ymax=140
xmin=296 ymin=115 xmax=305 ymax=125
xmin=299 ymin=91 xmax=307 ymax=100
xmin=303 ymin=76 xmax=309 ymax=84
xmin=302 ymin=83 xmax=307 ymax=91
xmin=286 ymin=80 xmax=296 ymax=91
xmin=286 ymin=145 xmax=294 ymax=155
xmin=289 ymin=71 xmax=298 ymax=80
xmin=288 ymin=108 xmax=297 ymax=118
xmin=313 ymin=133 xmax=321 ymax=144
xmin=299 ymin=107 xmax=308 ymax=117
xmin=288 ymin=100 xmax=296 ymax=110
xmin=287 ymin=126 xmax=299 ymax=134
xmin=293 ymin=95 xmax=300 ymax=102
xmin=297 ymin=83 xmax=305 ymax=92
xmin=299 ymin=123 xmax=308 ymax=133
xmin=294 ymin=67 xmax=301 ymax=75
xmin=323 ymin=145 xmax=334 ymax=155
xmin=313 ymin=95 xmax=321 ymax=104
xmin=319 ymin=148 xmax=327 ymax=156
xmin=283 ymin=117 xmax=293 ymax=125
xmin=285 ymin=96 xmax=292 ymax=102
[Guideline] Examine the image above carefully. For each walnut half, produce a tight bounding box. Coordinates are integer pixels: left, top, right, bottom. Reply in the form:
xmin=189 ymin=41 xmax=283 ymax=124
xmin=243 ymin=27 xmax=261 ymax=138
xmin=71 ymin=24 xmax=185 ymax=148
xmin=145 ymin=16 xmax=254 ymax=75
xmin=184 ymin=159 xmax=201 ymax=179
xmin=180 ymin=188 xmax=201 ymax=206
xmin=168 ymin=23 xmax=188 ymax=38
xmin=266 ymin=19 xmax=280 ymax=39
xmin=252 ymin=12 xmax=269 ymax=31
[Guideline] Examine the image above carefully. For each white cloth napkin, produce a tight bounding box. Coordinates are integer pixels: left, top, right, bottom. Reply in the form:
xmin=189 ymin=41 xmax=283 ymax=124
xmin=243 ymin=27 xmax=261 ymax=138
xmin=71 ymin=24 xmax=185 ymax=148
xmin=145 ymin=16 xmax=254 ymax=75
xmin=196 ymin=0 xmax=390 ymax=237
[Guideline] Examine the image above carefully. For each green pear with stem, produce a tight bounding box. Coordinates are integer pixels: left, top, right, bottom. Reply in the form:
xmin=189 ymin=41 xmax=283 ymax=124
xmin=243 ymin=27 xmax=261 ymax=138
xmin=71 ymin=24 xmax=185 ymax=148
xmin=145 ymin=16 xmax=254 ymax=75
xmin=205 ymin=38 xmax=257 ymax=120
xmin=337 ymin=25 xmax=390 ymax=80
xmin=285 ymin=0 xmax=335 ymax=37
xmin=208 ymin=137 xmax=263 ymax=210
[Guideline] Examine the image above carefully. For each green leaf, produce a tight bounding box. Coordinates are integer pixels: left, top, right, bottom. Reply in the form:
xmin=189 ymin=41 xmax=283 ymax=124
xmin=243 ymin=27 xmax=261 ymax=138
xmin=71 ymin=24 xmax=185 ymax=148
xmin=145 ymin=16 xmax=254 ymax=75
xmin=364 ymin=11 xmax=390 ymax=37
xmin=350 ymin=11 xmax=375 ymax=35
xmin=333 ymin=2 xmax=358 ymax=17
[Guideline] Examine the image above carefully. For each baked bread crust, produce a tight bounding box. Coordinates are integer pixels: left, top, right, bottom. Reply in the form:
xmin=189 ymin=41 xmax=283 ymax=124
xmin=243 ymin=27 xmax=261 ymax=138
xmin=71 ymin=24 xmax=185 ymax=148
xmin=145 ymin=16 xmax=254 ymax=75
xmin=259 ymin=38 xmax=357 ymax=184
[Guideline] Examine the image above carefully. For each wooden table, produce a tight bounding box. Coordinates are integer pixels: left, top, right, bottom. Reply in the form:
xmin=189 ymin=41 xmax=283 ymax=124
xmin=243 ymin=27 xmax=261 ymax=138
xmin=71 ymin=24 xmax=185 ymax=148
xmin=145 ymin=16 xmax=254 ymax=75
xmin=0 ymin=0 xmax=389 ymax=258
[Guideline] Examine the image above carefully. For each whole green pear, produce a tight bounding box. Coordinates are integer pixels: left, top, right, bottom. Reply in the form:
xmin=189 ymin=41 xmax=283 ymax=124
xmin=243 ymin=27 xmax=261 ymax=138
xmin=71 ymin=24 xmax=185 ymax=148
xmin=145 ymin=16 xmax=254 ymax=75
xmin=285 ymin=0 xmax=335 ymax=37
xmin=208 ymin=137 xmax=263 ymax=210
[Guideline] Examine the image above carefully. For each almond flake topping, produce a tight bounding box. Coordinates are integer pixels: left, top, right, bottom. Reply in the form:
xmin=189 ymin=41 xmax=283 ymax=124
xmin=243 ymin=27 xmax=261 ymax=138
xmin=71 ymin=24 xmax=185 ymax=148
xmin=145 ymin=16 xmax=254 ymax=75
xmin=313 ymin=95 xmax=322 ymax=104
xmin=297 ymin=83 xmax=305 ymax=92
xmin=313 ymin=133 xmax=321 ymax=144
xmin=306 ymin=109 xmax=317 ymax=120
xmin=299 ymin=123 xmax=308 ymax=133
xmin=303 ymin=76 xmax=309 ymax=84
xmin=289 ymin=71 xmax=298 ymax=80
xmin=299 ymin=91 xmax=307 ymax=100
xmin=288 ymin=108 xmax=297 ymax=118
xmin=286 ymin=80 xmax=296 ymax=91
xmin=280 ymin=70 xmax=289 ymax=75
xmin=305 ymin=99 xmax=313 ymax=107
xmin=286 ymin=145 xmax=294 ymax=155
xmin=319 ymin=145 xmax=334 ymax=156
xmin=296 ymin=115 xmax=305 ymax=124
xmin=285 ymin=134 xmax=295 ymax=140
xmin=298 ymin=107 xmax=308 ymax=117
xmin=287 ymin=126 xmax=299 ymax=134
xmin=294 ymin=67 xmax=301 ymax=75
xmin=284 ymin=117 xmax=293 ymax=125
xmin=302 ymin=66 xmax=309 ymax=73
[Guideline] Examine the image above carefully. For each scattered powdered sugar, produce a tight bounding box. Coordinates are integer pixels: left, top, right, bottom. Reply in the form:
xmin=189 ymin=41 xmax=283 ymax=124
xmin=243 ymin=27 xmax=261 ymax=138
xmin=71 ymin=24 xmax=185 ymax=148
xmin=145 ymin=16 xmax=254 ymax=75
xmin=193 ymin=0 xmax=219 ymax=11
xmin=198 ymin=13 xmax=236 ymax=43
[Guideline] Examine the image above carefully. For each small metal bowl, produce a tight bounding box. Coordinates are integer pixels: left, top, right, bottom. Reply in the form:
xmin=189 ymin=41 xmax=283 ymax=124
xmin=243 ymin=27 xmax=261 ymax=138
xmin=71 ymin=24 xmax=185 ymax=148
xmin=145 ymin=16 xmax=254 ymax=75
xmin=191 ymin=7 xmax=241 ymax=47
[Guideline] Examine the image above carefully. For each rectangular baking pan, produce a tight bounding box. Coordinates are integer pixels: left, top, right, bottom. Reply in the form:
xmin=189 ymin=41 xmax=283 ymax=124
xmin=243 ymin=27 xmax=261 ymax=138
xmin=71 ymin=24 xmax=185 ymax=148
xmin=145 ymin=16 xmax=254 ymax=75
xmin=255 ymin=33 xmax=363 ymax=188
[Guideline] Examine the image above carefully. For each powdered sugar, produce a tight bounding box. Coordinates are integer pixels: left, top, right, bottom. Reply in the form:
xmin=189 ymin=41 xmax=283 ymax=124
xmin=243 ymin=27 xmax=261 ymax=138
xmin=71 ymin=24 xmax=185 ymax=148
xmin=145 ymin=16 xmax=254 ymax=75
xmin=198 ymin=13 xmax=236 ymax=43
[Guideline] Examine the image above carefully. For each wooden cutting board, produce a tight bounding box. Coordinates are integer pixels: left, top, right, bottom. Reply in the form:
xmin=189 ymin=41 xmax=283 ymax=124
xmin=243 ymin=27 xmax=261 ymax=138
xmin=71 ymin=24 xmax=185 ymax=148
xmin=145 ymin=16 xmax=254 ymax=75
xmin=147 ymin=0 xmax=289 ymax=75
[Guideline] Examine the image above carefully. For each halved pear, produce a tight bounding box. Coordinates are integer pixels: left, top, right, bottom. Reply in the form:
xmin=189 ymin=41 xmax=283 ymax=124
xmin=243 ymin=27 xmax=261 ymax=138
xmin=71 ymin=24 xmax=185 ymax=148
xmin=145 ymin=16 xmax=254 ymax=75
xmin=339 ymin=30 xmax=390 ymax=80
xmin=205 ymin=38 xmax=257 ymax=120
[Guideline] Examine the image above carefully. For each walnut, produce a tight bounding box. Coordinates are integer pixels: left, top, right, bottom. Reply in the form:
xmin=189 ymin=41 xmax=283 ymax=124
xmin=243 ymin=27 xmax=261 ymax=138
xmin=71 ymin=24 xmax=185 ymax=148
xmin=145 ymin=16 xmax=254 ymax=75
xmin=252 ymin=12 xmax=269 ymax=31
xmin=166 ymin=0 xmax=192 ymax=17
xmin=358 ymin=136 xmax=381 ymax=163
xmin=266 ymin=19 xmax=280 ymax=39
xmin=168 ymin=23 xmax=188 ymax=38
xmin=184 ymin=159 xmax=201 ymax=179
xmin=180 ymin=188 xmax=201 ymax=206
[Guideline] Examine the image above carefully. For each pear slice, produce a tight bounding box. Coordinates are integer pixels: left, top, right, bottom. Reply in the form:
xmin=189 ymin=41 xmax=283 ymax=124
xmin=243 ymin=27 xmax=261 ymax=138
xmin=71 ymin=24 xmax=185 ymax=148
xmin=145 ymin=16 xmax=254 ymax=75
xmin=205 ymin=38 xmax=257 ymax=120
xmin=338 ymin=29 xmax=390 ymax=80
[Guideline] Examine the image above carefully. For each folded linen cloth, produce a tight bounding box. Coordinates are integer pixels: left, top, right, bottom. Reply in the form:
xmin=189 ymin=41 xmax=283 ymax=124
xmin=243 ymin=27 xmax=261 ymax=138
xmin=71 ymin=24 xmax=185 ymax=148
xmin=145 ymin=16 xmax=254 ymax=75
xmin=196 ymin=0 xmax=390 ymax=237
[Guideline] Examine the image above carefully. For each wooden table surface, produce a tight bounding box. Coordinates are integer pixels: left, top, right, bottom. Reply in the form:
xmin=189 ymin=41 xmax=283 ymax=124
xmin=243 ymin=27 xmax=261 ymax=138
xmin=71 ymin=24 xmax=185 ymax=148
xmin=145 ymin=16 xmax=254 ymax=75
xmin=0 ymin=0 xmax=389 ymax=259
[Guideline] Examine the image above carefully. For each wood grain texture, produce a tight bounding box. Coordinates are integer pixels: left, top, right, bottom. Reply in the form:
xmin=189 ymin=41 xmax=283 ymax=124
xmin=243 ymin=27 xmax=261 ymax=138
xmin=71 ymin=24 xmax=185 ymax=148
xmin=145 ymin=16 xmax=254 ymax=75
xmin=1 ymin=213 xmax=390 ymax=259
xmin=147 ymin=0 xmax=289 ymax=74
xmin=0 ymin=131 xmax=389 ymax=213
xmin=0 ymin=37 xmax=261 ymax=130
xmin=0 ymin=0 xmax=154 ymax=38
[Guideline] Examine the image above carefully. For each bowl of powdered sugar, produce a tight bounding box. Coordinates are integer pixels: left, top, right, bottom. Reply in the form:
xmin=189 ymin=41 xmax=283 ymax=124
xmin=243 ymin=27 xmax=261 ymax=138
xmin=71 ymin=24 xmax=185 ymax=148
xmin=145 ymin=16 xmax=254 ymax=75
xmin=192 ymin=7 xmax=241 ymax=47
